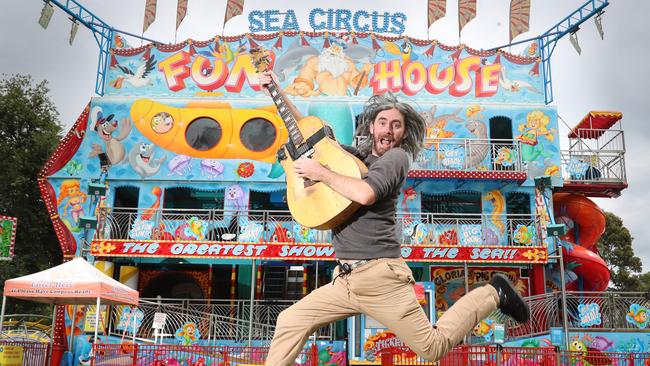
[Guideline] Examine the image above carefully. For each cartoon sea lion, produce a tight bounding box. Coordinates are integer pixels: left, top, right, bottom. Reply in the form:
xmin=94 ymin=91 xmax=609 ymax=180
xmin=88 ymin=107 xmax=132 ymax=166
xmin=128 ymin=142 xmax=166 ymax=178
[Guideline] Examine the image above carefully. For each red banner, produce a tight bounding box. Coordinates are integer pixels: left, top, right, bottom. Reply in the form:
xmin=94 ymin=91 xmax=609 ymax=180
xmin=91 ymin=240 xmax=547 ymax=263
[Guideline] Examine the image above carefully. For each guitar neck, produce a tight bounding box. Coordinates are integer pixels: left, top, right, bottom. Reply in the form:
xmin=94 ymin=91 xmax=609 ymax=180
xmin=266 ymin=81 xmax=304 ymax=146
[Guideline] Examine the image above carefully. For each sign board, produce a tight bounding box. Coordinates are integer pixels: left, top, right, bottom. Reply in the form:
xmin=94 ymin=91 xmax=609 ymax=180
xmin=0 ymin=345 xmax=24 ymax=365
xmin=550 ymin=327 xmax=563 ymax=346
xmin=83 ymin=305 xmax=107 ymax=332
xmin=493 ymin=324 xmax=505 ymax=344
xmin=0 ymin=215 xmax=17 ymax=260
xmin=152 ymin=312 xmax=168 ymax=330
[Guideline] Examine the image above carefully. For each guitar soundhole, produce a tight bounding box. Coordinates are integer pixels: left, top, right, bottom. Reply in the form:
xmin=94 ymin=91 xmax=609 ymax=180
xmin=303 ymin=179 xmax=317 ymax=188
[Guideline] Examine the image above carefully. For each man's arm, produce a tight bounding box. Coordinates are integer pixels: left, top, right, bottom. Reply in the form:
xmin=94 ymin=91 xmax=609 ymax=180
xmin=293 ymin=157 xmax=376 ymax=206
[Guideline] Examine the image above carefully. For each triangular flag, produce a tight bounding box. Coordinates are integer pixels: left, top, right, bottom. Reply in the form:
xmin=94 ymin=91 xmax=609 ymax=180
xmin=213 ymin=37 xmax=221 ymax=52
xmin=110 ymin=51 xmax=119 ymax=68
xmin=371 ymin=34 xmax=381 ymax=51
xmin=176 ymin=0 xmax=188 ymax=30
xmin=323 ymin=33 xmax=331 ymax=49
xmin=142 ymin=0 xmax=158 ymax=34
xmin=300 ymin=32 xmax=310 ymax=46
xmin=458 ymin=0 xmax=477 ymax=35
xmin=224 ymin=0 xmax=245 ymax=25
xmin=141 ymin=45 xmax=151 ymax=61
xmin=351 ymin=32 xmax=359 ymax=44
xmin=273 ymin=32 xmax=283 ymax=50
xmin=493 ymin=52 xmax=501 ymax=64
xmin=428 ymin=0 xmax=447 ymax=28
xmin=424 ymin=42 xmax=437 ymax=58
xmin=509 ymin=0 xmax=531 ymax=42
xmin=450 ymin=47 xmax=463 ymax=60
xmin=247 ymin=35 xmax=259 ymax=49
xmin=187 ymin=40 xmax=197 ymax=56
xmin=529 ymin=61 xmax=540 ymax=76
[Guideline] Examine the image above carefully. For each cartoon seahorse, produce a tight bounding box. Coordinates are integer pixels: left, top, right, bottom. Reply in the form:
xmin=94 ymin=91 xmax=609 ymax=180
xmin=484 ymin=190 xmax=505 ymax=234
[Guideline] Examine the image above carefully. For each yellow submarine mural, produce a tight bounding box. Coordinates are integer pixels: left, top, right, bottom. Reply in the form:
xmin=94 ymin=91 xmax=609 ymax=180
xmin=130 ymin=98 xmax=288 ymax=163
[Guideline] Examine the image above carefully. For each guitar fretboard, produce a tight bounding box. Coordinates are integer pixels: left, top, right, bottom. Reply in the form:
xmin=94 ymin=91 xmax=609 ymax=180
xmin=266 ymin=82 xmax=304 ymax=146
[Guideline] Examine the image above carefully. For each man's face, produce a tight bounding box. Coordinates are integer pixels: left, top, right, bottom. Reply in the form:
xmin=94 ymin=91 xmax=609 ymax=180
xmin=369 ymin=108 xmax=406 ymax=156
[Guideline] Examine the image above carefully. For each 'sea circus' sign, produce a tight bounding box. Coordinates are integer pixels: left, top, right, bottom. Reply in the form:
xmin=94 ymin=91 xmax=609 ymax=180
xmin=91 ymin=240 xmax=547 ymax=263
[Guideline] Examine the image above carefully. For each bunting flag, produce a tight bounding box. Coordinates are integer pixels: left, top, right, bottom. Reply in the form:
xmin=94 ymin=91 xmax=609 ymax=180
xmin=299 ymin=32 xmax=310 ymax=46
xmin=69 ymin=21 xmax=79 ymax=45
xmin=323 ymin=32 xmax=330 ymax=49
xmin=176 ymin=0 xmax=188 ymax=30
xmin=458 ymin=0 xmax=477 ymax=35
xmin=530 ymin=61 xmax=540 ymax=76
xmin=273 ymin=32 xmax=283 ymax=50
xmin=38 ymin=2 xmax=54 ymax=29
xmin=424 ymin=42 xmax=437 ymax=58
xmin=224 ymin=0 xmax=245 ymax=25
xmin=509 ymin=0 xmax=531 ymax=42
xmin=109 ymin=51 xmax=119 ymax=69
xmin=428 ymin=0 xmax=447 ymax=28
xmin=142 ymin=0 xmax=157 ymax=33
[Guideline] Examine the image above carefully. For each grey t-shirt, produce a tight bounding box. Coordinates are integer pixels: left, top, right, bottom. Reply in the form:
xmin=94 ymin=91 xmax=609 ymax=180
xmin=332 ymin=146 xmax=409 ymax=259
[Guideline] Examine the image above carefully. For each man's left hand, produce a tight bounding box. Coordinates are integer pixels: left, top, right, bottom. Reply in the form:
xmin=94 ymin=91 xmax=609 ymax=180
xmin=293 ymin=157 xmax=329 ymax=182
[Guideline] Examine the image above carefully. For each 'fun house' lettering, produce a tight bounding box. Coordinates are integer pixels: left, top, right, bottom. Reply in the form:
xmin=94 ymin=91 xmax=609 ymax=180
xmin=157 ymin=51 xmax=500 ymax=98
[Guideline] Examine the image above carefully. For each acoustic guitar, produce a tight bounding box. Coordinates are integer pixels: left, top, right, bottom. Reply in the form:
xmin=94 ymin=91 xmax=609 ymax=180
xmin=250 ymin=48 xmax=368 ymax=230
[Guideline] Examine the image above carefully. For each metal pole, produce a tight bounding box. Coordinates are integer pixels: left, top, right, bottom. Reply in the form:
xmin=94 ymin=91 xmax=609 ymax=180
xmin=0 ymin=296 xmax=6 ymax=334
xmin=48 ymin=305 xmax=57 ymax=365
xmin=557 ymin=240 xmax=570 ymax=349
xmin=248 ymin=259 xmax=256 ymax=347
xmin=93 ymin=297 xmax=101 ymax=343
xmin=69 ymin=305 xmax=78 ymax=356
xmin=463 ymin=262 xmax=470 ymax=345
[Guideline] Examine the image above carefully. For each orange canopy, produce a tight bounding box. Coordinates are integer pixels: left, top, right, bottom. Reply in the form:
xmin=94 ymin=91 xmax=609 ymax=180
xmin=568 ymin=111 xmax=622 ymax=139
xmin=3 ymin=257 xmax=138 ymax=305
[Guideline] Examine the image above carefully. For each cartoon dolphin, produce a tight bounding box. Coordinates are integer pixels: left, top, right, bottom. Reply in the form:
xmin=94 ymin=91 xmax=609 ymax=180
xmin=272 ymin=40 xmax=320 ymax=81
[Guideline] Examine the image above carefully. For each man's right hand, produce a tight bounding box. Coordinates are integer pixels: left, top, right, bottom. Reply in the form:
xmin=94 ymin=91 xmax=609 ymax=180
xmin=258 ymin=71 xmax=278 ymax=91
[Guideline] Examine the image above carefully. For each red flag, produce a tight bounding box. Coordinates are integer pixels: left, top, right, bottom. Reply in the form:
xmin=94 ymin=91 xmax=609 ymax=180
xmin=176 ymin=0 xmax=188 ymax=30
xmin=142 ymin=0 xmax=157 ymax=33
xmin=371 ymin=34 xmax=381 ymax=51
xmin=323 ymin=33 xmax=330 ymax=49
xmin=141 ymin=45 xmax=151 ymax=61
xmin=493 ymin=52 xmax=501 ymax=64
xmin=529 ymin=61 xmax=540 ymax=76
xmin=424 ymin=42 xmax=437 ymax=58
xmin=109 ymin=51 xmax=119 ymax=68
xmin=273 ymin=32 xmax=283 ymax=50
xmin=458 ymin=0 xmax=476 ymax=35
xmin=428 ymin=0 xmax=447 ymax=28
xmin=224 ymin=0 xmax=244 ymax=25
xmin=247 ymin=35 xmax=259 ymax=49
xmin=450 ymin=47 xmax=463 ymax=60
xmin=509 ymin=0 xmax=531 ymax=42
xmin=188 ymin=40 xmax=197 ymax=56
xmin=351 ymin=32 xmax=359 ymax=44
xmin=300 ymin=32 xmax=310 ymax=46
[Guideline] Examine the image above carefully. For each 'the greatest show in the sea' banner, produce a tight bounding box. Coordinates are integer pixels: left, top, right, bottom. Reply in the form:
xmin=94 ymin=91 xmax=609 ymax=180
xmin=91 ymin=239 xmax=548 ymax=264
xmin=107 ymin=31 xmax=542 ymax=104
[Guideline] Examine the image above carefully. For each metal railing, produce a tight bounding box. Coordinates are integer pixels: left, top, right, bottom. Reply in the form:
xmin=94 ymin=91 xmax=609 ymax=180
xmin=96 ymin=208 xmax=544 ymax=247
xmin=0 ymin=341 xmax=50 ymax=366
xmin=414 ymin=138 xmax=524 ymax=172
xmin=561 ymin=149 xmax=626 ymax=184
xmin=474 ymin=291 xmax=650 ymax=344
xmin=569 ymin=128 xmax=625 ymax=153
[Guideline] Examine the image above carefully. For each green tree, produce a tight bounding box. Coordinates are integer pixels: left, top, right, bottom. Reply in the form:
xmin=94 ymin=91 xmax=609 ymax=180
xmin=596 ymin=211 xmax=642 ymax=291
xmin=0 ymin=74 xmax=63 ymax=314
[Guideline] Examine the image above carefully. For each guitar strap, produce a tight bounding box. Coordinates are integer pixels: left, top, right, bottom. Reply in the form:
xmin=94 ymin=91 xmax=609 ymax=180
xmin=282 ymin=126 xmax=335 ymax=161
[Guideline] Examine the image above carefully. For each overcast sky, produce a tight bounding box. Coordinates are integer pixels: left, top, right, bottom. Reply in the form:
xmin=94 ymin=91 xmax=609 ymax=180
xmin=2 ymin=1 xmax=649 ymax=268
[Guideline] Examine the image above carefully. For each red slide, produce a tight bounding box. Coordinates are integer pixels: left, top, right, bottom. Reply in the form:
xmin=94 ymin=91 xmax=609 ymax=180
xmin=553 ymin=193 xmax=610 ymax=291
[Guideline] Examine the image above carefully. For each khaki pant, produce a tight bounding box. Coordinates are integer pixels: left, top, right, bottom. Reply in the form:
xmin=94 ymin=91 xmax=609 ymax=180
xmin=265 ymin=258 xmax=499 ymax=365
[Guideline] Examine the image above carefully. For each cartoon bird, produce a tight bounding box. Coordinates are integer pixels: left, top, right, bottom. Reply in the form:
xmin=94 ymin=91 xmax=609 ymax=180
xmin=110 ymin=54 xmax=157 ymax=88
xmin=383 ymin=40 xmax=418 ymax=64
xmin=499 ymin=66 xmax=542 ymax=94
xmin=198 ymin=39 xmax=247 ymax=64
xmin=466 ymin=105 xmax=484 ymax=120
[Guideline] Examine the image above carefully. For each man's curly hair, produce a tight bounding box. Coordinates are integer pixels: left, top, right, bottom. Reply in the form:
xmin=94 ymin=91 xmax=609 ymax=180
xmin=355 ymin=93 xmax=426 ymax=159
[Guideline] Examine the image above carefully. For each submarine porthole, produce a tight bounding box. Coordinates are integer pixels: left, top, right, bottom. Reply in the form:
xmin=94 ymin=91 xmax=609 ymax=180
xmin=240 ymin=117 xmax=277 ymax=152
xmin=185 ymin=117 xmax=222 ymax=151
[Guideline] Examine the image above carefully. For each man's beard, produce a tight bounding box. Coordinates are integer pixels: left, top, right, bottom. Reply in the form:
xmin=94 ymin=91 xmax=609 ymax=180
xmin=318 ymin=49 xmax=349 ymax=79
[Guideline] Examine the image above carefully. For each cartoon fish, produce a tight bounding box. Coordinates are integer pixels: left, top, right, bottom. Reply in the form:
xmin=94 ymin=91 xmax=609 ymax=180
xmin=438 ymin=230 xmax=458 ymax=246
xmin=270 ymin=224 xmax=295 ymax=243
xmin=589 ymin=336 xmax=614 ymax=351
xmin=513 ymin=225 xmax=534 ymax=245
xmin=401 ymin=186 xmax=417 ymax=206
xmin=545 ymin=165 xmax=560 ymax=177
xmin=473 ymin=319 xmax=494 ymax=340
xmin=627 ymin=307 xmax=648 ymax=325
xmin=466 ymin=105 xmax=484 ymax=119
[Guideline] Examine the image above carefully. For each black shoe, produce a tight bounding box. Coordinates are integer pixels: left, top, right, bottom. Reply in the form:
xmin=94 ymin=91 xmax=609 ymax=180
xmin=490 ymin=274 xmax=530 ymax=323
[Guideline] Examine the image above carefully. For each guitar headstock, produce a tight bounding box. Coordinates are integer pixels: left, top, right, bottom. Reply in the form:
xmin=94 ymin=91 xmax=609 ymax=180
xmin=250 ymin=47 xmax=271 ymax=74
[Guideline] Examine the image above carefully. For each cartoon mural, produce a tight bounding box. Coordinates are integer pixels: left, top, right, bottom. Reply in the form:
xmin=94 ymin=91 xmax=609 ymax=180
xmin=57 ymin=179 xmax=88 ymax=232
